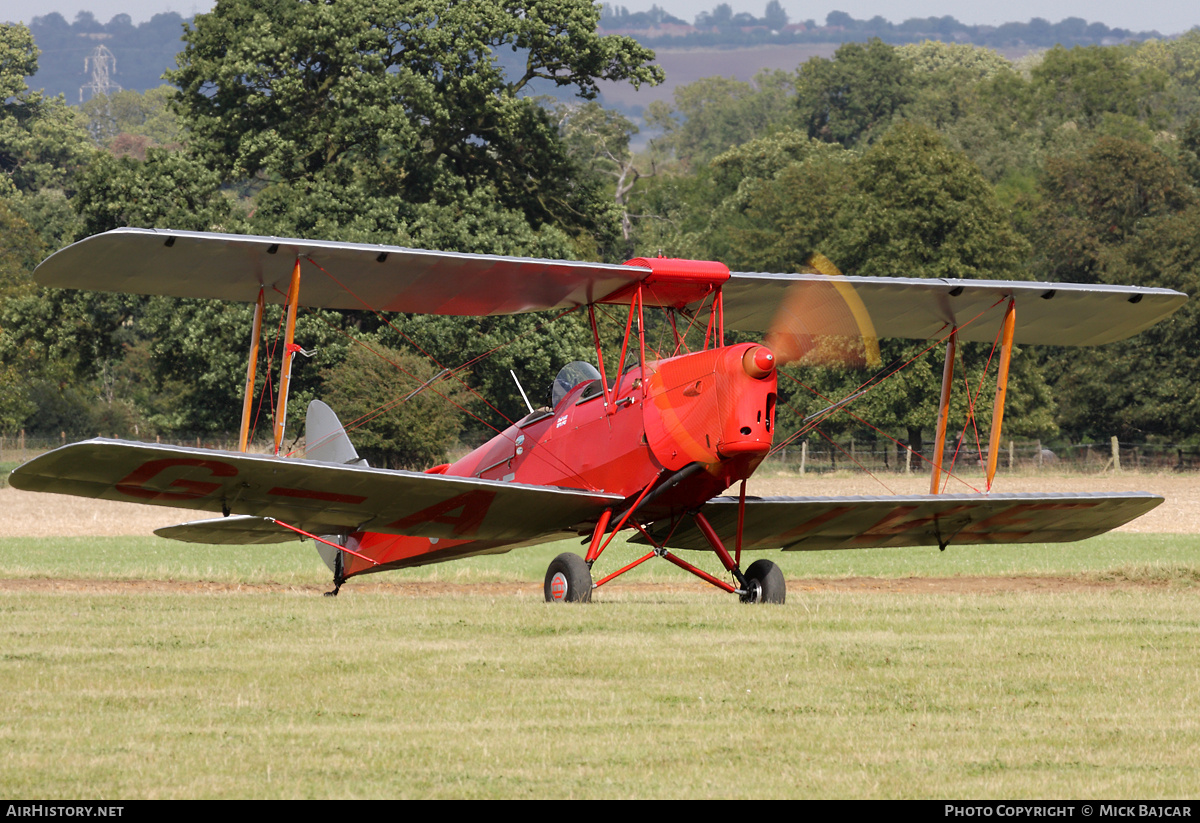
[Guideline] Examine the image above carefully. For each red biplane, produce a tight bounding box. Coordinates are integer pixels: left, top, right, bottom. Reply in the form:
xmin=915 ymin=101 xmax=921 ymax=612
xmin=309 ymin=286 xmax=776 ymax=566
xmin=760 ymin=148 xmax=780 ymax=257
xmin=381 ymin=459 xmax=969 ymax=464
xmin=9 ymin=228 xmax=1188 ymax=603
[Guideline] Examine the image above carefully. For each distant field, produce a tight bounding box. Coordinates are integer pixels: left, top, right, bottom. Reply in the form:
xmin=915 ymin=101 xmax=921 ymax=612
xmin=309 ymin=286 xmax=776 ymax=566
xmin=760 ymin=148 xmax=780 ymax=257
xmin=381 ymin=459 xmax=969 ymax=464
xmin=594 ymin=41 xmax=1040 ymax=111
xmin=595 ymin=42 xmax=838 ymax=109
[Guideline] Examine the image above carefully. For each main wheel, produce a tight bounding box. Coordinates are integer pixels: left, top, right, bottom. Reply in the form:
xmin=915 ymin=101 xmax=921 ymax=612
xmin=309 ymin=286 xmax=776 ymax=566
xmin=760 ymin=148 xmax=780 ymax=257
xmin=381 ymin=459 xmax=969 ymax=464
xmin=544 ymin=552 xmax=593 ymax=603
xmin=741 ymin=559 xmax=785 ymax=604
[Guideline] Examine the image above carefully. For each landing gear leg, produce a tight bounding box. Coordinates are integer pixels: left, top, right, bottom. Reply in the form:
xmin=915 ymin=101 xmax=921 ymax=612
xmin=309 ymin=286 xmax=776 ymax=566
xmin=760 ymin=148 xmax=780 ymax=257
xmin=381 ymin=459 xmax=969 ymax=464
xmin=325 ymin=552 xmax=345 ymax=597
xmin=691 ymin=510 xmax=785 ymax=604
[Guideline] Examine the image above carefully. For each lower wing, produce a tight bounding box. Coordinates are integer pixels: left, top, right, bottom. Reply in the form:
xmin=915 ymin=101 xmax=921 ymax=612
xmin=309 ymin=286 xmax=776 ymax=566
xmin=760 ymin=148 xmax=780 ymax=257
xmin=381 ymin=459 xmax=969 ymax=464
xmin=637 ymin=493 xmax=1163 ymax=551
xmin=10 ymin=439 xmax=621 ymax=544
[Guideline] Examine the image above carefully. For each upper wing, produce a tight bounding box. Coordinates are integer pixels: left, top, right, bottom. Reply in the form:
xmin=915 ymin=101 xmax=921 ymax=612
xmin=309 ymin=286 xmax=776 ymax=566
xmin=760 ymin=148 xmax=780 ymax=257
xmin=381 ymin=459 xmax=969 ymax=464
xmin=724 ymin=272 xmax=1187 ymax=346
xmin=9 ymin=439 xmax=621 ymax=543
xmin=34 ymin=228 xmax=647 ymax=315
xmin=637 ymin=493 xmax=1163 ymax=552
xmin=36 ymin=229 xmax=1185 ymax=343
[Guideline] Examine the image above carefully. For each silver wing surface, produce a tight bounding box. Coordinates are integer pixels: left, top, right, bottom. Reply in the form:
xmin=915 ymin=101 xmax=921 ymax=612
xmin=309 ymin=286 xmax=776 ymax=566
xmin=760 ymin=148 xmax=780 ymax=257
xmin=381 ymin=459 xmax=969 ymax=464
xmin=35 ymin=229 xmax=1186 ymax=345
xmin=637 ymin=493 xmax=1163 ymax=552
xmin=34 ymin=228 xmax=647 ymax=315
xmin=10 ymin=439 xmax=621 ymax=542
xmin=725 ymin=272 xmax=1187 ymax=346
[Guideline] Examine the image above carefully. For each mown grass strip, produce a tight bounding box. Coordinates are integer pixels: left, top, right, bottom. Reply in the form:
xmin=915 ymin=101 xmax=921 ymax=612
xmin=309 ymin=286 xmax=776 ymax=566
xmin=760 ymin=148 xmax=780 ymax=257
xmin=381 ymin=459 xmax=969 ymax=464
xmin=2 ymin=586 xmax=1199 ymax=798
xmin=2 ymin=533 xmax=1198 ymax=586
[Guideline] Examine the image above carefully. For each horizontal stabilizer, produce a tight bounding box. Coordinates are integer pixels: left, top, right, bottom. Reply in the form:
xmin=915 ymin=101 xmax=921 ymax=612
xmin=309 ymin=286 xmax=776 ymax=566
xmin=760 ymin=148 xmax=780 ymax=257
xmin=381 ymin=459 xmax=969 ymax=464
xmin=156 ymin=516 xmax=299 ymax=545
xmin=636 ymin=492 xmax=1163 ymax=552
xmin=11 ymin=439 xmax=622 ymax=542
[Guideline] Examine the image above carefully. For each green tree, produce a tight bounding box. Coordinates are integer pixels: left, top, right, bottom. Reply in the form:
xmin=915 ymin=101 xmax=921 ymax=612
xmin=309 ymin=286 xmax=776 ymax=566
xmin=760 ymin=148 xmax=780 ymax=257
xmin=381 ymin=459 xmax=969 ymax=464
xmin=44 ymin=2 xmax=662 ymax=439
xmin=554 ymin=101 xmax=641 ymax=248
xmin=1180 ymin=117 xmax=1200 ymax=187
xmin=0 ymin=22 xmax=38 ymax=102
xmin=1027 ymin=45 xmax=1165 ymax=130
xmin=799 ymin=123 xmax=1043 ymax=451
xmin=897 ymin=42 xmax=1020 ymax=152
xmin=0 ymin=24 xmax=94 ymax=197
xmin=81 ymin=86 xmax=184 ymax=158
xmin=698 ymin=130 xmax=854 ymax=269
xmin=1126 ymin=32 xmax=1200 ymax=124
xmin=828 ymin=122 xmax=1029 ymax=280
xmin=763 ymin=1 xmax=788 ymax=30
xmin=832 ymin=125 xmax=1043 ymax=451
xmin=0 ymin=202 xmax=45 ymax=432
xmin=896 ymin=41 xmax=1014 ymax=81
xmin=1046 ymin=206 xmax=1200 ymax=440
xmin=795 ymin=39 xmax=916 ymax=148
xmin=73 ymin=148 xmax=233 ymax=237
xmin=627 ymin=128 xmax=845 ymax=263
xmin=320 ymin=343 xmax=471 ymax=469
xmin=1024 ymin=138 xmax=1200 ymax=440
xmin=1029 ymin=137 xmax=1196 ymax=284
xmin=0 ymin=199 xmax=43 ymax=299
xmin=168 ymin=0 xmax=661 ymax=248
xmin=645 ymin=69 xmax=795 ymax=167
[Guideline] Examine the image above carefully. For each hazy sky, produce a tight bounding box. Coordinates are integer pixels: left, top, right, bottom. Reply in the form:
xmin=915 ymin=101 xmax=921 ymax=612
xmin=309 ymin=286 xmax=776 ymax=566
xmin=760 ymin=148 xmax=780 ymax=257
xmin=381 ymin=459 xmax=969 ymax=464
xmin=9 ymin=1 xmax=1198 ymax=37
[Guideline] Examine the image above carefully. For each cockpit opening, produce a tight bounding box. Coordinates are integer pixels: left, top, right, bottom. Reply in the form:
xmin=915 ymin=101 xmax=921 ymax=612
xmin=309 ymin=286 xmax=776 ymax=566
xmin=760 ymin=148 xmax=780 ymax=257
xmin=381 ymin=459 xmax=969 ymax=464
xmin=551 ymin=361 xmax=602 ymax=409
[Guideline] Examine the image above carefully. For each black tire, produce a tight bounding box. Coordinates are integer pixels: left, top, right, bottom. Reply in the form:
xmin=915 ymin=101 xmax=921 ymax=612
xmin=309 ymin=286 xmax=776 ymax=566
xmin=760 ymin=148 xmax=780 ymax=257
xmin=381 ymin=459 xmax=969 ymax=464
xmin=544 ymin=552 xmax=593 ymax=603
xmin=741 ymin=559 xmax=785 ymax=604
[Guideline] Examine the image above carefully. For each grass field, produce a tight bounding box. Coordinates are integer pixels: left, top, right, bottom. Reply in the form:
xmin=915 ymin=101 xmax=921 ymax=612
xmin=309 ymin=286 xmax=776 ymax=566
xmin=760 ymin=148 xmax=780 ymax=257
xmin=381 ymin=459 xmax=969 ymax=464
xmin=3 ymin=530 xmax=1200 ymax=798
xmin=1 ymin=531 xmax=1200 ymax=585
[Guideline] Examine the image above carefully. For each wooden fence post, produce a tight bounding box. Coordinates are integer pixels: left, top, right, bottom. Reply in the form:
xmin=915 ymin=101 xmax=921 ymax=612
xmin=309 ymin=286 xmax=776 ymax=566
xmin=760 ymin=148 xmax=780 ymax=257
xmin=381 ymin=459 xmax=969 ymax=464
xmin=1111 ymin=436 xmax=1121 ymax=473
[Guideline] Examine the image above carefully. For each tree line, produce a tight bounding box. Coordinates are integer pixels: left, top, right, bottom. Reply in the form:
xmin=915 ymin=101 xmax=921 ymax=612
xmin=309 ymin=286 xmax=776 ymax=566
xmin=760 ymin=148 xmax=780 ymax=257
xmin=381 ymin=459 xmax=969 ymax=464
xmin=2 ymin=3 xmax=1200 ymax=467
xmin=21 ymin=6 xmax=1177 ymax=102
xmin=598 ymin=5 xmax=1167 ymax=49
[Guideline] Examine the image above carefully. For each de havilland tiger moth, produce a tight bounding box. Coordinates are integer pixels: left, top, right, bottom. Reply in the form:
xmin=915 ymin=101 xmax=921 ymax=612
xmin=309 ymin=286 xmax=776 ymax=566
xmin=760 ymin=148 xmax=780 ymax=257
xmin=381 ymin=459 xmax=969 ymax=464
xmin=9 ymin=228 xmax=1188 ymax=603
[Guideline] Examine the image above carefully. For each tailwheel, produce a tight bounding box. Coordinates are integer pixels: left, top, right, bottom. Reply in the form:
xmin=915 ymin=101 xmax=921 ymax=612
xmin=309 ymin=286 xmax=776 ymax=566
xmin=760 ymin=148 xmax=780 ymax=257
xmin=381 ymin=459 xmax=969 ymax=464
xmin=544 ymin=552 xmax=593 ymax=603
xmin=740 ymin=559 xmax=785 ymax=604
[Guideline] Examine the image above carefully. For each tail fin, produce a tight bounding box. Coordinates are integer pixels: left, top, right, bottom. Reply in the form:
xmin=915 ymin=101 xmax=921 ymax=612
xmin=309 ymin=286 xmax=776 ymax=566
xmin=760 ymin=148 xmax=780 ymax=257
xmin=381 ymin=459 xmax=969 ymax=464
xmin=305 ymin=400 xmax=367 ymax=576
xmin=305 ymin=400 xmax=368 ymax=467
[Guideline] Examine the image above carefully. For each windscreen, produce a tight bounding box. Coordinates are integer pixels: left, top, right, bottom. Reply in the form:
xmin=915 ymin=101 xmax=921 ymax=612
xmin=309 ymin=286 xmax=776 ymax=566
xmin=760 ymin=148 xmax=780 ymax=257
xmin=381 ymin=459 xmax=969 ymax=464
xmin=551 ymin=361 xmax=601 ymax=409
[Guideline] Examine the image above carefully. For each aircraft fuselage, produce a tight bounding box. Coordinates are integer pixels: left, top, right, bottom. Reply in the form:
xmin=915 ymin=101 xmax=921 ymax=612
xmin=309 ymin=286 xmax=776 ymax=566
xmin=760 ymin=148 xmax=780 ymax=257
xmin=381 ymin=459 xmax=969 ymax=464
xmin=343 ymin=342 xmax=778 ymax=576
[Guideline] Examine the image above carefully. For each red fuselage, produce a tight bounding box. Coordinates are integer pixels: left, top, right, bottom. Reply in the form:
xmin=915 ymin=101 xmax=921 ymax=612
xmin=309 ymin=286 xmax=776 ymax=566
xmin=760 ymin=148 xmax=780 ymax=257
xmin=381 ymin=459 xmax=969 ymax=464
xmin=342 ymin=342 xmax=778 ymax=576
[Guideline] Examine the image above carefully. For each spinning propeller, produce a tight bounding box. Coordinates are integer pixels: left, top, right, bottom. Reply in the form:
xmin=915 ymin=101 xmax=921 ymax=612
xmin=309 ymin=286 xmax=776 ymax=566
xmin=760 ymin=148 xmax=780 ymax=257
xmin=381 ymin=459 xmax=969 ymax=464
xmin=763 ymin=254 xmax=882 ymax=370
